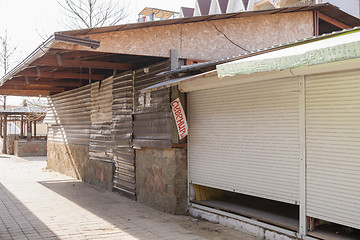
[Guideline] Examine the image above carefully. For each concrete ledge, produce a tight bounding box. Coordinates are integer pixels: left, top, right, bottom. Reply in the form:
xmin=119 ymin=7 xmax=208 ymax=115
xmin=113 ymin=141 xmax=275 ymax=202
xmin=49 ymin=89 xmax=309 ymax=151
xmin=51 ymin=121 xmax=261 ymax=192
xmin=14 ymin=140 xmax=47 ymax=157
xmin=189 ymin=204 xmax=307 ymax=240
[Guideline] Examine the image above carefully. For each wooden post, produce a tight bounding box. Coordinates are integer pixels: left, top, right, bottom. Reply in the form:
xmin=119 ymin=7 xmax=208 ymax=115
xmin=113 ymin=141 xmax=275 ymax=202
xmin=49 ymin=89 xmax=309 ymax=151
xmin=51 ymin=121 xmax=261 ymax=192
xmin=20 ymin=115 xmax=24 ymax=138
xmin=27 ymin=117 xmax=31 ymax=141
xmin=34 ymin=120 xmax=37 ymax=139
xmin=170 ymin=49 xmax=179 ymax=70
xmin=0 ymin=116 xmax=2 ymax=138
xmin=2 ymin=115 xmax=7 ymax=154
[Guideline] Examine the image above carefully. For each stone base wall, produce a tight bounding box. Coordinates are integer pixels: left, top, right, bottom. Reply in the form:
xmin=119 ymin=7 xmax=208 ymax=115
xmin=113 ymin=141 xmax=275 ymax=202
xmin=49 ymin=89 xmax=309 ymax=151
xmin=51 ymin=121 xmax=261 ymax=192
xmin=136 ymin=147 xmax=187 ymax=214
xmin=47 ymin=141 xmax=114 ymax=191
xmin=14 ymin=140 xmax=47 ymax=157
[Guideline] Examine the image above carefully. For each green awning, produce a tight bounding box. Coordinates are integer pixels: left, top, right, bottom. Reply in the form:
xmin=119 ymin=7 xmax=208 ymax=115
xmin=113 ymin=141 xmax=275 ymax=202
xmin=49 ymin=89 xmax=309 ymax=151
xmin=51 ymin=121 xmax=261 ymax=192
xmin=217 ymin=30 xmax=360 ymax=78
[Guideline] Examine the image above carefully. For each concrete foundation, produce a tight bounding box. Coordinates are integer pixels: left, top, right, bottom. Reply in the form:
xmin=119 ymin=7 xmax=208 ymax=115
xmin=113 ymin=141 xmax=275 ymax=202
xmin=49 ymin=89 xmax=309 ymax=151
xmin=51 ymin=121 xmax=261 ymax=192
xmin=14 ymin=140 xmax=47 ymax=157
xmin=136 ymin=147 xmax=187 ymax=214
xmin=47 ymin=141 xmax=114 ymax=191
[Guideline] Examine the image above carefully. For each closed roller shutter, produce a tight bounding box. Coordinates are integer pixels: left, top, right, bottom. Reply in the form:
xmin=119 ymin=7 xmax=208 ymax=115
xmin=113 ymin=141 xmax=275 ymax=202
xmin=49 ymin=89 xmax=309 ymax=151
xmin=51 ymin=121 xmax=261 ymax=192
xmin=306 ymin=70 xmax=360 ymax=229
xmin=189 ymin=77 xmax=300 ymax=204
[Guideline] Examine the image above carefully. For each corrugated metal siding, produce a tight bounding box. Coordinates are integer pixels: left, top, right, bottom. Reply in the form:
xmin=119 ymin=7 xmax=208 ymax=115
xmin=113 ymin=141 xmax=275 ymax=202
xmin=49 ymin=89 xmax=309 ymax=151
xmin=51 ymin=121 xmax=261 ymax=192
xmin=133 ymin=60 xmax=172 ymax=149
xmin=112 ymin=71 xmax=136 ymax=199
xmin=189 ymin=77 xmax=300 ymax=204
xmin=45 ymin=85 xmax=92 ymax=145
xmin=91 ymin=77 xmax=113 ymax=124
xmin=306 ymin=70 xmax=360 ymax=229
xmin=89 ymin=77 xmax=113 ymax=163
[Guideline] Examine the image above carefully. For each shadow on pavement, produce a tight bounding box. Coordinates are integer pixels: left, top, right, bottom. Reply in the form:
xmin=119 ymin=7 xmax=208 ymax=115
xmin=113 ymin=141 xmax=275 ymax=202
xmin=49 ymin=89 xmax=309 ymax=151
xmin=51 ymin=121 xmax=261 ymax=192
xmin=21 ymin=156 xmax=47 ymax=162
xmin=39 ymin=179 xmax=172 ymax=239
xmin=0 ymin=183 xmax=58 ymax=240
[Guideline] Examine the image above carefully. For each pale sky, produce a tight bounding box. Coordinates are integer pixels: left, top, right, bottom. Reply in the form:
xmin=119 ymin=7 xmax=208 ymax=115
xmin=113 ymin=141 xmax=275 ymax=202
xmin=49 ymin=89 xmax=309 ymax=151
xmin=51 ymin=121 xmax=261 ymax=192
xmin=0 ymin=0 xmax=195 ymax=105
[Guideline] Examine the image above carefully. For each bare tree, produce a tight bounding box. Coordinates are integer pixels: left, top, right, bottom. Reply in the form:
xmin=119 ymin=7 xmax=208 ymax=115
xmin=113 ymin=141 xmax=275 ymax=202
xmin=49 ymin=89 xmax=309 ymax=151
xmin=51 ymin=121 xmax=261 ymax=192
xmin=0 ymin=30 xmax=17 ymax=110
xmin=0 ymin=30 xmax=17 ymax=76
xmin=59 ymin=0 xmax=127 ymax=29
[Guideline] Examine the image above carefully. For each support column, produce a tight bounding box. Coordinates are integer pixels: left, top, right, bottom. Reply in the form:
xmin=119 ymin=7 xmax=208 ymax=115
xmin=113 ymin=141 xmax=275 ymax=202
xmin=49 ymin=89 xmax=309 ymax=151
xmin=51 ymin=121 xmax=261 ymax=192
xmin=34 ymin=120 xmax=37 ymax=139
xmin=20 ymin=115 xmax=24 ymax=138
xmin=2 ymin=115 xmax=7 ymax=154
xmin=27 ymin=117 xmax=31 ymax=141
xmin=299 ymin=76 xmax=307 ymax=236
xmin=0 ymin=116 xmax=2 ymax=138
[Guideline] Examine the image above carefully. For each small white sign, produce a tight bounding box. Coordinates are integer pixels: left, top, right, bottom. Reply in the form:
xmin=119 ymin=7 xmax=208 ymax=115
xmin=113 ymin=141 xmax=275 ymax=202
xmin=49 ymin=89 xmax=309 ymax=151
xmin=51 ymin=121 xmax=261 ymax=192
xmin=171 ymin=98 xmax=188 ymax=140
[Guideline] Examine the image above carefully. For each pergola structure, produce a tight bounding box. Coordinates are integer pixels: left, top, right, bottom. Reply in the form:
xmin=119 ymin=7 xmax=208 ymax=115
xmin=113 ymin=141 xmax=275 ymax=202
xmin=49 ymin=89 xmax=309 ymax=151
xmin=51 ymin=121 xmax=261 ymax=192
xmin=0 ymin=33 xmax=165 ymax=97
xmin=0 ymin=106 xmax=47 ymax=154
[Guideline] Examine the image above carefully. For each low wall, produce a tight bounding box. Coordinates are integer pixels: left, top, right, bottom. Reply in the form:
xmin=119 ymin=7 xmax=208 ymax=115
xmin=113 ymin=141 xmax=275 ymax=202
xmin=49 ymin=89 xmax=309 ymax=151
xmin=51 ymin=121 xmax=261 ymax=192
xmin=47 ymin=142 xmax=114 ymax=191
xmin=14 ymin=140 xmax=47 ymax=157
xmin=136 ymin=147 xmax=187 ymax=214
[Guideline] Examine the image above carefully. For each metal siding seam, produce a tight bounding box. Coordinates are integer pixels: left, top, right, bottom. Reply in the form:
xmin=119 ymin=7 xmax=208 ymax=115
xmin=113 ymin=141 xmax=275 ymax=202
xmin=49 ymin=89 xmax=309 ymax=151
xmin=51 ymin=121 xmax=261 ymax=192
xmin=299 ymin=76 xmax=306 ymax=236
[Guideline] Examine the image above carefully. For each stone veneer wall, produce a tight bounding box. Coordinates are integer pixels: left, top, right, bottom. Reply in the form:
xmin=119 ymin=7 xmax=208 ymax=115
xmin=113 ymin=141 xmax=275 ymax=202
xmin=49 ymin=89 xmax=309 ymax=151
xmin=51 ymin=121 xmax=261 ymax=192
xmin=14 ymin=140 xmax=47 ymax=157
xmin=136 ymin=147 xmax=187 ymax=214
xmin=47 ymin=142 xmax=114 ymax=191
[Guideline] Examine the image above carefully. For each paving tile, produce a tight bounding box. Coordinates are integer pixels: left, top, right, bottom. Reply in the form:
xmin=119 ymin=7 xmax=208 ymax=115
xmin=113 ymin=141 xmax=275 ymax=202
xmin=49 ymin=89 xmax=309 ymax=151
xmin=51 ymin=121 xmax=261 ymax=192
xmin=0 ymin=155 xmax=260 ymax=240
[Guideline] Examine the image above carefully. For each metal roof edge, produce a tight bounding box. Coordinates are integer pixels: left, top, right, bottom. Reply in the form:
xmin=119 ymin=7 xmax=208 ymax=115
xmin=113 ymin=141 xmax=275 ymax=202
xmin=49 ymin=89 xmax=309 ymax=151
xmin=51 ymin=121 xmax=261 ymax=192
xmin=217 ymin=31 xmax=360 ymax=77
xmin=158 ymin=26 xmax=360 ymax=76
xmin=141 ymin=70 xmax=218 ymax=93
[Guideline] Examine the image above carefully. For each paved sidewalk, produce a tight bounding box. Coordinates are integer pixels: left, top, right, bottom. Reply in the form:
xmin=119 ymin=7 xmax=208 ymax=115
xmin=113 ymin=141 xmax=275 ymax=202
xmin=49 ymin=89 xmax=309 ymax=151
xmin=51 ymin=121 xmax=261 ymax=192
xmin=0 ymin=155 xmax=260 ymax=240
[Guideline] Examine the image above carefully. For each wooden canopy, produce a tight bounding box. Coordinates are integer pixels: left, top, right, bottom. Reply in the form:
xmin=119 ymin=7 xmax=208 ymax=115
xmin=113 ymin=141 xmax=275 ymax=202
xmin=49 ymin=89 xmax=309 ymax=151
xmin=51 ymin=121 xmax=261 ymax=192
xmin=0 ymin=34 xmax=165 ymax=96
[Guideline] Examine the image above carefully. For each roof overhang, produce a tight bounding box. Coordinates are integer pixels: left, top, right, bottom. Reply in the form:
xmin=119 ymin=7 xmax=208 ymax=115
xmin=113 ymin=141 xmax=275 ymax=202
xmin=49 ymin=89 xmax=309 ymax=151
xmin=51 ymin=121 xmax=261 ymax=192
xmin=217 ymin=30 xmax=360 ymax=77
xmin=60 ymin=3 xmax=360 ymax=37
xmin=0 ymin=33 xmax=165 ymax=97
xmin=142 ymin=28 xmax=360 ymax=93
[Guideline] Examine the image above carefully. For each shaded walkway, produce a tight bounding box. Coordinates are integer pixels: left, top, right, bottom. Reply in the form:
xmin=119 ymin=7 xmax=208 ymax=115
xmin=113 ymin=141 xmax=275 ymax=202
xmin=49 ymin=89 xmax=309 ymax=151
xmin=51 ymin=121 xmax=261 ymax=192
xmin=0 ymin=155 xmax=259 ymax=240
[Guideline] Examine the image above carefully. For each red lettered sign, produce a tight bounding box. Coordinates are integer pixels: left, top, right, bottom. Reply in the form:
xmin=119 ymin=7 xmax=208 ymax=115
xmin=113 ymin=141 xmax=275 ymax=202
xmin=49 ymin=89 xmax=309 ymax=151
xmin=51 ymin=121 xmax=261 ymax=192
xmin=171 ymin=98 xmax=188 ymax=140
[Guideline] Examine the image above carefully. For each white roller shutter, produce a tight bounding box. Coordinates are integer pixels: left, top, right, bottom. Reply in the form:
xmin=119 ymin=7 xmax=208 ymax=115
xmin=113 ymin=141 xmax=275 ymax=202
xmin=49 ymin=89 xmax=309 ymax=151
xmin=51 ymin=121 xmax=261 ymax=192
xmin=306 ymin=70 xmax=360 ymax=230
xmin=189 ymin=77 xmax=300 ymax=204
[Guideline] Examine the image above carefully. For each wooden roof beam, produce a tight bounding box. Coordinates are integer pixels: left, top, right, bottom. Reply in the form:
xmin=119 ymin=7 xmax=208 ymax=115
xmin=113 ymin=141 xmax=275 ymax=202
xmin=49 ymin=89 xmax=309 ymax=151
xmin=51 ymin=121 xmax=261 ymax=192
xmin=0 ymin=84 xmax=66 ymax=92
xmin=0 ymin=89 xmax=52 ymax=96
xmin=17 ymin=71 xmax=106 ymax=80
xmin=318 ymin=12 xmax=351 ymax=29
xmin=3 ymin=78 xmax=84 ymax=87
xmin=32 ymin=55 xmax=134 ymax=70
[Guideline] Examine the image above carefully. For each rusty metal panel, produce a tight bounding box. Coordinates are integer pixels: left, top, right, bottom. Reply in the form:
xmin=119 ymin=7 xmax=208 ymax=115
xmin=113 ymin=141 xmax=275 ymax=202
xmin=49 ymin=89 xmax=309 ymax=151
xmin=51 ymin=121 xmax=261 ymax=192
xmin=134 ymin=60 xmax=171 ymax=114
xmin=112 ymin=71 xmax=136 ymax=199
xmin=89 ymin=122 xmax=113 ymax=163
xmin=91 ymin=77 xmax=113 ymax=124
xmin=133 ymin=111 xmax=172 ymax=149
xmin=133 ymin=60 xmax=173 ymax=149
xmin=89 ymin=77 xmax=114 ymax=163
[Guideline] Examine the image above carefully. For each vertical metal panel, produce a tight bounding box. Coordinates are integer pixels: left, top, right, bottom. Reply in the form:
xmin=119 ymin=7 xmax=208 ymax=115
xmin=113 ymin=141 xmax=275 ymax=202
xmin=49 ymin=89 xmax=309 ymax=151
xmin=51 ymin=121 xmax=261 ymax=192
xmin=112 ymin=71 xmax=136 ymax=199
xmin=89 ymin=77 xmax=114 ymax=163
xmin=91 ymin=77 xmax=113 ymax=124
xmin=133 ymin=60 xmax=173 ymax=148
xmin=189 ymin=77 xmax=300 ymax=204
xmin=306 ymin=70 xmax=360 ymax=229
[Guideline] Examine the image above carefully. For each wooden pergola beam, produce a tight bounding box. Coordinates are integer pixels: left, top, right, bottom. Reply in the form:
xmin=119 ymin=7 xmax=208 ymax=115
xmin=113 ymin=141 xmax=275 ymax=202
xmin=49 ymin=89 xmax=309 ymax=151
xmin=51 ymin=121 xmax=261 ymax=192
xmin=32 ymin=55 xmax=134 ymax=70
xmin=317 ymin=12 xmax=351 ymax=29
